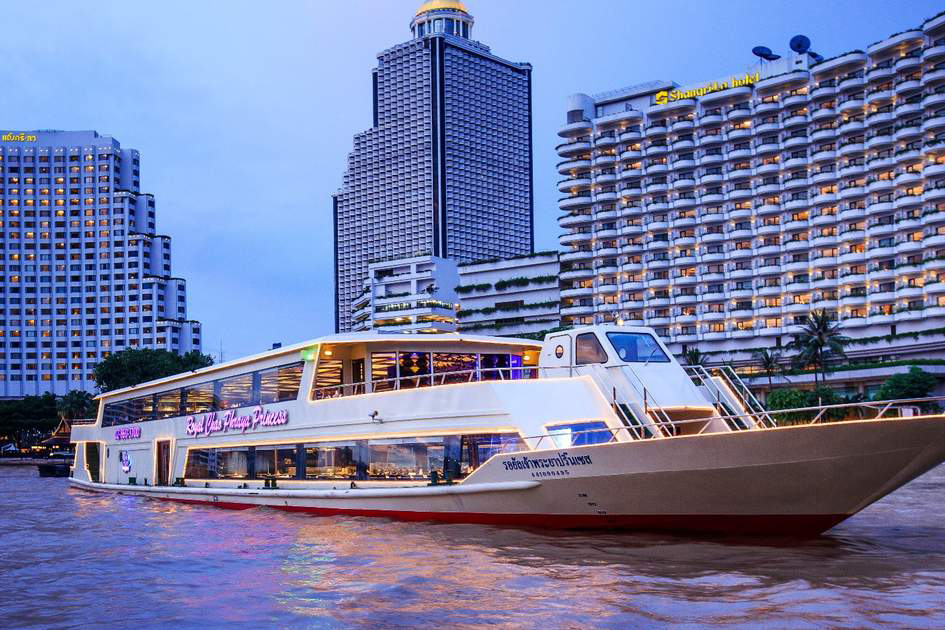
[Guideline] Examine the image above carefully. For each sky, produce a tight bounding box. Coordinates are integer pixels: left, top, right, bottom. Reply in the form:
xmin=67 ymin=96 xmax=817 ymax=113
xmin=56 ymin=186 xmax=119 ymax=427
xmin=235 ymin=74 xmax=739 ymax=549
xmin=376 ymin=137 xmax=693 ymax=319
xmin=3 ymin=0 xmax=942 ymax=360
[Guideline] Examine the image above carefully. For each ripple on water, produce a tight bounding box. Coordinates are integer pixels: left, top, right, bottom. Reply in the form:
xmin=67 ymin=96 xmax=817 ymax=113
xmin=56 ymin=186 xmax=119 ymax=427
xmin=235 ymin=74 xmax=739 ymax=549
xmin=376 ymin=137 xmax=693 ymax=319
xmin=0 ymin=465 xmax=944 ymax=628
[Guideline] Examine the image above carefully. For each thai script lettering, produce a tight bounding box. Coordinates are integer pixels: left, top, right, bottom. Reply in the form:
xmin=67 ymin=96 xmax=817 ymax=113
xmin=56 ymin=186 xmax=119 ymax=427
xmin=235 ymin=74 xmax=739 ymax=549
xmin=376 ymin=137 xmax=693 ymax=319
xmin=2 ymin=132 xmax=38 ymax=142
xmin=114 ymin=426 xmax=142 ymax=441
xmin=186 ymin=407 xmax=289 ymax=438
xmin=502 ymin=451 xmax=593 ymax=471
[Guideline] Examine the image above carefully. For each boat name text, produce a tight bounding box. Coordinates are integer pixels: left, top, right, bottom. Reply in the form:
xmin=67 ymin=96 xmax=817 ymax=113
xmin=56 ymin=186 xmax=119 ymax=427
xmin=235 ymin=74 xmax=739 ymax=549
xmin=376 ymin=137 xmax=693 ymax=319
xmin=186 ymin=407 xmax=289 ymax=438
xmin=502 ymin=452 xmax=593 ymax=472
xmin=114 ymin=426 xmax=142 ymax=441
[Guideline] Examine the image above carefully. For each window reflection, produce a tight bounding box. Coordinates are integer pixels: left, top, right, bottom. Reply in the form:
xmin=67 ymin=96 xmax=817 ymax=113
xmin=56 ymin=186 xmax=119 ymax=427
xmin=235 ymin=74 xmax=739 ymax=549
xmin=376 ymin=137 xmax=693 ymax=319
xmin=186 ymin=433 xmax=527 ymax=481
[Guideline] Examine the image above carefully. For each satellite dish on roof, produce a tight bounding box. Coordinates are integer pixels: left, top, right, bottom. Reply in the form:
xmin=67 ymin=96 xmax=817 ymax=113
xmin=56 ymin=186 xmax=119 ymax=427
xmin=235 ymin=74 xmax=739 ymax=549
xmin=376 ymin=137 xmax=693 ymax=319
xmin=789 ymin=35 xmax=811 ymax=54
xmin=809 ymin=52 xmax=825 ymax=63
xmin=752 ymin=46 xmax=781 ymax=61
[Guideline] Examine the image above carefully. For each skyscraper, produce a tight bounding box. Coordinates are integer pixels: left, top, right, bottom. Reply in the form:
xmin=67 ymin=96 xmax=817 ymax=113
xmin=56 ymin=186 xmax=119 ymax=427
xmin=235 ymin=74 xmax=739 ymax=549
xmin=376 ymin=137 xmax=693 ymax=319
xmin=0 ymin=130 xmax=202 ymax=397
xmin=333 ymin=0 xmax=534 ymax=332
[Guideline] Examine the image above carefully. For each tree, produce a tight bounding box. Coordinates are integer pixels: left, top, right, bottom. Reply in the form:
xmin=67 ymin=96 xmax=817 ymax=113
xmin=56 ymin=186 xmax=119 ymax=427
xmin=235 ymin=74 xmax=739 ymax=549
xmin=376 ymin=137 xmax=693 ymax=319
xmin=767 ymin=387 xmax=845 ymax=425
xmin=874 ymin=367 xmax=938 ymax=402
xmin=56 ymin=390 xmax=97 ymax=421
xmin=787 ymin=309 xmax=849 ymax=387
xmin=752 ymin=348 xmax=783 ymax=390
xmin=683 ymin=347 xmax=706 ymax=366
xmin=93 ymin=348 xmax=214 ymax=392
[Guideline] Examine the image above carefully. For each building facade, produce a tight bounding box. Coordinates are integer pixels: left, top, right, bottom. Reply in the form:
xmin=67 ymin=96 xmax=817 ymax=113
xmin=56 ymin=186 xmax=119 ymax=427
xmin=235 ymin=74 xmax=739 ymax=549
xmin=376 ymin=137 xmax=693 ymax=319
xmin=349 ymin=251 xmax=561 ymax=338
xmin=351 ymin=255 xmax=459 ymax=334
xmin=333 ymin=0 xmax=534 ymax=332
xmin=0 ymin=130 xmax=201 ymax=397
xmin=456 ymin=252 xmax=560 ymax=336
xmin=557 ymin=14 xmax=945 ymax=371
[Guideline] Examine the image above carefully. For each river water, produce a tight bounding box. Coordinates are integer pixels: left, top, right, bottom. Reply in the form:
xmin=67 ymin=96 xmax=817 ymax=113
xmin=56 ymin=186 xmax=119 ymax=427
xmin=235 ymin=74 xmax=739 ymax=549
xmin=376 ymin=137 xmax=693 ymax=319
xmin=1 ymin=465 xmax=944 ymax=629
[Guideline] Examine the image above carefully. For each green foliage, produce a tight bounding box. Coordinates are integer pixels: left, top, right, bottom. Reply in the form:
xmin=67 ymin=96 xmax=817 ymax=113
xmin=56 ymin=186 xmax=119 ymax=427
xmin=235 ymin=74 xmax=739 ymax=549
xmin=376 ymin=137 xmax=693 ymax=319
xmin=767 ymin=388 xmax=845 ymax=425
xmin=0 ymin=393 xmax=59 ymax=435
xmin=683 ymin=348 xmax=705 ymax=366
xmin=787 ymin=309 xmax=849 ymax=385
xmin=457 ymin=300 xmax=559 ymax=318
xmin=93 ymin=348 xmax=214 ymax=393
xmin=873 ymin=367 xmax=938 ymax=402
xmin=56 ymin=390 xmax=97 ymax=421
xmin=454 ymin=283 xmax=492 ymax=294
xmin=752 ymin=348 xmax=783 ymax=386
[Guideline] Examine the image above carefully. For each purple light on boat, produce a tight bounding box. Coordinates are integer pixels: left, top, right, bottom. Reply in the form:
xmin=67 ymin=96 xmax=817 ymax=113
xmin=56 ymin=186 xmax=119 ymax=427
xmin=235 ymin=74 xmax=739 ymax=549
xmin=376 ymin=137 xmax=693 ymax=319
xmin=114 ymin=426 xmax=142 ymax=441
xmin=186 ymin=407 xmax=289 ymax=438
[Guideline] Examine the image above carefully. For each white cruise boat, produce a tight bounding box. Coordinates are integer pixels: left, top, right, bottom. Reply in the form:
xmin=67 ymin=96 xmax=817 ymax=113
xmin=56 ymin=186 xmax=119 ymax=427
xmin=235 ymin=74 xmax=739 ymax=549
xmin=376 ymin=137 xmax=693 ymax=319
xmin=69 ymin=326 xmax=945 ymax=536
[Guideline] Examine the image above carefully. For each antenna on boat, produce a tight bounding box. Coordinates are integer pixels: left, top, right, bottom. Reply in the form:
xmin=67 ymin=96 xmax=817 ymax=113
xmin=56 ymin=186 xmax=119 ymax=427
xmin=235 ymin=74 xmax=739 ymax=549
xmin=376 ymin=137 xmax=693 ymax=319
xmin=218 ymin=338 xmax=224 ymax=364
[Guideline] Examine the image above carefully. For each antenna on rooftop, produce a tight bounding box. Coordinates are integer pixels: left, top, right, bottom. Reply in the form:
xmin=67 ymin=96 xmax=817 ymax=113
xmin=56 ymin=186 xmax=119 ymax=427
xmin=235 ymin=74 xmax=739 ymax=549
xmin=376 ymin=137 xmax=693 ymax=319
xmin=789 ymin=34 xmax=823 ymax=63
xmin=752 ymin=46 xmax=781 ymax=62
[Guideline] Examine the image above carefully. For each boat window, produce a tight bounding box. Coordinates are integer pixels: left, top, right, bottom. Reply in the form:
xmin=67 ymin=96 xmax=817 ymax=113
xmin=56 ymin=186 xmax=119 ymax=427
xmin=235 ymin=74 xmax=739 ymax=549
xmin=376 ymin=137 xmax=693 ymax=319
xmin=480 ymin=353 xmax=510 ymax=380
xmin=398 ymin=352 xmax=431 ymax=389
xmin=312 ymin=360 xmax=344 ymax=399
xmin=183 ymin=381 xmax=215 ymax=415
xmin=547 ymin=421 xmax=615 ymax=448
xmin=155 ymin=389 xmax=182 ymax=419
xmin=370 ymin=352 xmax=397 ymax=393
xmin=254 ymin=446 xmax=298 ymax=479
xmin=305 ymin=440 xmax=367 ymax=479
xmin=217 ymin=373 xmax=254 ymax=410
xmin=433 ymin=353 xmax=477 ymax=384
xmin=259 ymin=362 xmax=304 ymax=403
xmin=186 ymin=446 xmax=250 ymax=479
xmin=369 ymin=437 xmax=445 ymax=479
xmin=606 ymin=332 xmax=670 ymax=363
xmin=575 ymin=333 xmax=609 ymax=364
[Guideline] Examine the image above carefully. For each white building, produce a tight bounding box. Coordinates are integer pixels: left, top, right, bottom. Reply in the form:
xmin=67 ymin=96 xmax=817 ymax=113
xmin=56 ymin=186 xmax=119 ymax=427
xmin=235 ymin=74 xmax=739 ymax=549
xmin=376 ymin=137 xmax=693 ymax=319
xmin=0 ymin=130 xmax=202 ymax=397
xmin=556 ymin=13 xmax=945 ymax=373
xmin=350 ymin=252 xmax=561 ymax=337
xmin=455 ymin=252 xmax=560 ymax=336
xmin=351 ymin=255 xmax=459 ymax=334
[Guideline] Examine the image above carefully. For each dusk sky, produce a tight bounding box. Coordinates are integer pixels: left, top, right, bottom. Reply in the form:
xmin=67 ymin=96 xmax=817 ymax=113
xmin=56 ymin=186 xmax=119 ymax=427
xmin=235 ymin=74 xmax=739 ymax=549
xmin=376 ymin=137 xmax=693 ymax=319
xmin=3 ymin=0 xmax=941 ymax=360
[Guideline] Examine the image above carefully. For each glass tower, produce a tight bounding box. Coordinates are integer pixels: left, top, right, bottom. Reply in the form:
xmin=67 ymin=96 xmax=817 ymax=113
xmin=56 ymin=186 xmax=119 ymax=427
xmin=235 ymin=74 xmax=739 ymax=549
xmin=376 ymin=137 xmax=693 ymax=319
xmin=333 ymin=1 xmax=534 ymax=332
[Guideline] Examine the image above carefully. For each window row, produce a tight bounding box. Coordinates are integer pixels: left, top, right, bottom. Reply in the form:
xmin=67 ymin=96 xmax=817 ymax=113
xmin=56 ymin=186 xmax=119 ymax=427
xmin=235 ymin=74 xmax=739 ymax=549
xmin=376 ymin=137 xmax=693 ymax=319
xmin=184 ymin=432 xmax=525 ymax=481
xmin=102 ymin=361 xmax=303 ymax=426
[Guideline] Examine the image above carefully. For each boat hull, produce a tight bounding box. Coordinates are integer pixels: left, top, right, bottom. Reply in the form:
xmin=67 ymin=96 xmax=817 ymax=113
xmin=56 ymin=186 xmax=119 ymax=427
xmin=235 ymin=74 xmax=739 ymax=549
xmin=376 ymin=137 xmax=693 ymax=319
xmin=70 ymin=414 xmax=945 ymax=536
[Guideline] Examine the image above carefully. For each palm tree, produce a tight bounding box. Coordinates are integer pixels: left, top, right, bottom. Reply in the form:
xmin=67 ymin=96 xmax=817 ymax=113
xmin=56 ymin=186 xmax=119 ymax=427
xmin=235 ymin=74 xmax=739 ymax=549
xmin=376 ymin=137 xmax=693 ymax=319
xmin=751 ymin=348 xmax=782 ymax=391
xmin=56 ymin=390 xmax=96 ymax=422
xmin=787 ymin=309 xmax=849 ymax=387
xmin=683 ymin=347 xmax=706 ymax=366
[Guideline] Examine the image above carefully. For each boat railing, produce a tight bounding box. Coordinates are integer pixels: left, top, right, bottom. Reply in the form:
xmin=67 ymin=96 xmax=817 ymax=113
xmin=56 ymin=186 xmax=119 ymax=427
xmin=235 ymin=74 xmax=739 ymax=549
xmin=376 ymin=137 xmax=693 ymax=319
xmin=682 ymin=365 xmax=776 ymax=428
xmin=524 ymin=396 xmax=945 ymax=447
xmin=70 ymin=417 xmax=97 ymax=426
xmin=311 ymin=366 xmax=543 ymax=400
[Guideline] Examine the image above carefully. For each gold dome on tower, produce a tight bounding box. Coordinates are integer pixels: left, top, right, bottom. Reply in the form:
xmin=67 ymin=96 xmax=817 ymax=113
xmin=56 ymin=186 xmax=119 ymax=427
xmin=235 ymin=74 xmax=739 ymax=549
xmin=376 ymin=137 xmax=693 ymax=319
xmin=415 ymin=0 xmax=469 ymax=17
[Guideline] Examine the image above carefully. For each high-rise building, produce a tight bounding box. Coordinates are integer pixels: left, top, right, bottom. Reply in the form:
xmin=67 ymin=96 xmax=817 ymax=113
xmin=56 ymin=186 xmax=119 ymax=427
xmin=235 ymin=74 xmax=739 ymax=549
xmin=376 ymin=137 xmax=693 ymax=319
xmin=556 ymin=13 xmax=945 ymax=379
xmin=0 ymin=130 xmax=202 ymax=397
xmin=333 ymin=0 xmax=534 ymax=332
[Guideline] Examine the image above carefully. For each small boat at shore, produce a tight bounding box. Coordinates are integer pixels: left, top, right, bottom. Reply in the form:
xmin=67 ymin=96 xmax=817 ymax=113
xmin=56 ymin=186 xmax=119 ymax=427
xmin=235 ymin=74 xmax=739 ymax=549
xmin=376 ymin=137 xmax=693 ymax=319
xmin=37 ymin=452 xmax=73 ymax=477
xmin=69 ymin=325 xmax=945 ymax=536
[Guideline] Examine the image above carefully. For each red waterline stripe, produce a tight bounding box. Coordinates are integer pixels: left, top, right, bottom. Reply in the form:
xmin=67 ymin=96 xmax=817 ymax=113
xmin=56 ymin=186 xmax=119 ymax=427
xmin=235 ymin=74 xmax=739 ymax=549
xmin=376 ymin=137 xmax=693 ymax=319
xmin=151 ymin=495 xmax=848 ymax=536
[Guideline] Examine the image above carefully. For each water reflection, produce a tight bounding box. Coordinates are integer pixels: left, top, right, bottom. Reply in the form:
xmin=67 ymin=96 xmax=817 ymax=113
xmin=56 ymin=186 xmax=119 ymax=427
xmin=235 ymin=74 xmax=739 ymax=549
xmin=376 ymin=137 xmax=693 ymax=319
xmin=0 ymin=465 xmax=943 ymax=628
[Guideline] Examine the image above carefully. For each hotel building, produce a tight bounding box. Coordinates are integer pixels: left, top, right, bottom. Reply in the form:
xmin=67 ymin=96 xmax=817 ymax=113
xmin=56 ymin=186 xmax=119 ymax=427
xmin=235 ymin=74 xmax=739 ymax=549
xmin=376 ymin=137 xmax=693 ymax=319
xmin=0 ymin=130 xmax=202 ymax=397
xmin=556 ymin=13 xmax=945 ymax=381
xmin=333 ymin=0 xmax=534 ymax=333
